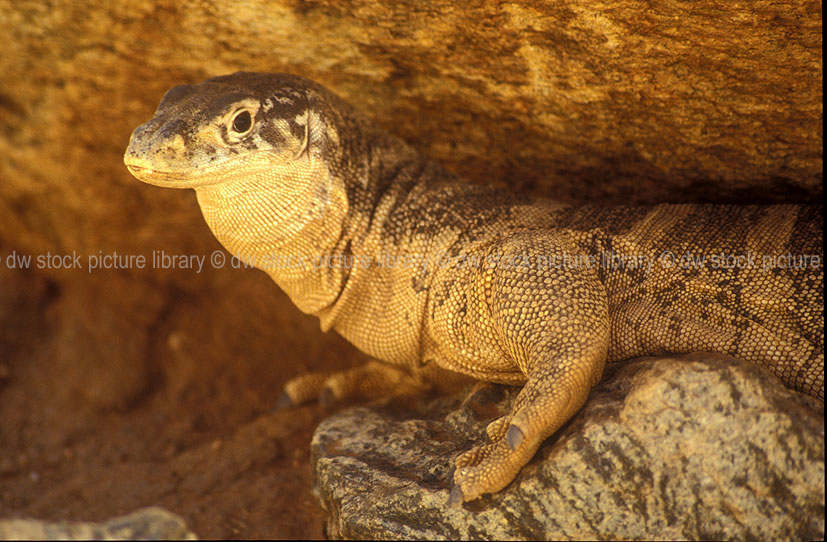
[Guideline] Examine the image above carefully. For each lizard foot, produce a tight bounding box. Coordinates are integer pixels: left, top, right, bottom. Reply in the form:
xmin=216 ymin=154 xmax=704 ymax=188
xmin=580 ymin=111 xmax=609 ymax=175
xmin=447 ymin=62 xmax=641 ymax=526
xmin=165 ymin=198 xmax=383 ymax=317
xmin=278 ymin=359 xmax=427 ymax=408
xmin=450 ymin=370 xmax=593 ymax=503
xmin=450 ymin=411 xmax=544 ymax=503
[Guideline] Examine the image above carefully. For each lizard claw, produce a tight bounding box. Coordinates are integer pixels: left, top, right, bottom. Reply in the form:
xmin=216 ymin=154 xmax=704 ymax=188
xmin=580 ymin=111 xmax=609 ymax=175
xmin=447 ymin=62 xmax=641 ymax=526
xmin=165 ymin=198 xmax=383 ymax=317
xmin=319 ymin=387 xmax=336 ymax=407
xmin=274 ymin=390 xmax=294 ymax=410
xmin=506 ymin=424 xmax=524 ymax=450
xmin=447 ymin=484 xmax=464 ymax=507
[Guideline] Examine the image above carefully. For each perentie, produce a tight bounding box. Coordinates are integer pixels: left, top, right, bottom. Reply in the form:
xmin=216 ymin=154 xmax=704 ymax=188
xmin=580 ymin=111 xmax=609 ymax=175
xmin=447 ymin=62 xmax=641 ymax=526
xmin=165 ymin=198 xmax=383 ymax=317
xmin=124 ymin=72 xmax=824 ymax=504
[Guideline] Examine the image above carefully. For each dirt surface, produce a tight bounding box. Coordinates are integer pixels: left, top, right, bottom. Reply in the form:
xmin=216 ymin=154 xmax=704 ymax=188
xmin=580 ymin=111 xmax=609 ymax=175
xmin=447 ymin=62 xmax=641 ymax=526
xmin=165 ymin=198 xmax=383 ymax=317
xmin=0 ymin=245 xmax=361 ymax=539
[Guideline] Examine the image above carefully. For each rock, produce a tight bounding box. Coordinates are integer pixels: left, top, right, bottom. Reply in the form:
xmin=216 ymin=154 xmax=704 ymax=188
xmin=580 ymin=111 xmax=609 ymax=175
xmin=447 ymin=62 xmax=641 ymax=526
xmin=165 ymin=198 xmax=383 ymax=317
xmin=0 ymin=507 xmax=196 ymax=540
xmin=311 ymin=354 xmax=825 ymax=540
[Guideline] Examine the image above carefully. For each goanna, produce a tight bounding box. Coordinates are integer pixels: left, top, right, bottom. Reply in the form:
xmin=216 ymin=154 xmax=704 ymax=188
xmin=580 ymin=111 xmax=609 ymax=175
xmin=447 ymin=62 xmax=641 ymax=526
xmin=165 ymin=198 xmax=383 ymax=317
xmin=124 ymin=72 xmax=824 ymax=504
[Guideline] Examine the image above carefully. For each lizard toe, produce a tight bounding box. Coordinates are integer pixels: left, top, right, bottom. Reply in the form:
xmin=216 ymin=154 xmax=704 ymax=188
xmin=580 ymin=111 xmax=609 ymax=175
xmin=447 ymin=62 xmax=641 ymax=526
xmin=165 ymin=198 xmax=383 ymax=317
xmin=319 ymin=386 xmax=337 ymax=407
xmin=452 ymin=437 xmax=529 ymax=502
xmin=273 ymin=390 xmax=295 ymax=410
xmin=485 ymin=415 xmax=510 ymax=441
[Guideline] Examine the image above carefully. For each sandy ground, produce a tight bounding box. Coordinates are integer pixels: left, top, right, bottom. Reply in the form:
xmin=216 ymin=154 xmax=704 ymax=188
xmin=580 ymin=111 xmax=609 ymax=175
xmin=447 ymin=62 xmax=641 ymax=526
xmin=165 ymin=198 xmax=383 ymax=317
xmin=0 ymin=251 xmax=362 ymax=538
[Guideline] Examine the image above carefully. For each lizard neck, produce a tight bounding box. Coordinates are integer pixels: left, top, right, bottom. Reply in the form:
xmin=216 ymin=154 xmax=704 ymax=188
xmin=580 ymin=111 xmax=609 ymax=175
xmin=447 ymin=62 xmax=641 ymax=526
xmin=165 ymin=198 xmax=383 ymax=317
xmin=193 ymin=118 xmax=496 ymax=367
xmin=189 ymin=125 xmax=439 ymax=349
xmin=304 ymin=132 xmax=451 ymax=363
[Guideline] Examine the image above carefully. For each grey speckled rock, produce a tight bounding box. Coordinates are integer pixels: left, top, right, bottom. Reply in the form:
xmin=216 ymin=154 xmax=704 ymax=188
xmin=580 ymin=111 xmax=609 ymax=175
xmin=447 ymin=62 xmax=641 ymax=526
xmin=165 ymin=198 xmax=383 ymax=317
xmin=311 ymin=354 xmax=825 ymax=540
xmin=0 ymin=507 xmax=196 ymax=540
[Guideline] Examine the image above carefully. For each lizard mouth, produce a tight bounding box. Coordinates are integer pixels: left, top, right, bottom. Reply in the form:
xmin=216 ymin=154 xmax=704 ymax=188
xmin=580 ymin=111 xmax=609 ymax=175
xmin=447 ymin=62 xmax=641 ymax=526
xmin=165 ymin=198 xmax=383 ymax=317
xmin=123 ymin=154 xmax=232 ymax=188
xmin=124 ymin=163 xmax=194 ymax=188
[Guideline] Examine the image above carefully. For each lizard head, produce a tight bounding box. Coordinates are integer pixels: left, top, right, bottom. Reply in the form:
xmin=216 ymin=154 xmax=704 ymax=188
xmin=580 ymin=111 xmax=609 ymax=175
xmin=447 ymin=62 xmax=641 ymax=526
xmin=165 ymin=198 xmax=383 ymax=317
xmin=123 ymin=72 xmax=375 ymax=254
xmin=124 ymin=72 xmax=350 ymax=190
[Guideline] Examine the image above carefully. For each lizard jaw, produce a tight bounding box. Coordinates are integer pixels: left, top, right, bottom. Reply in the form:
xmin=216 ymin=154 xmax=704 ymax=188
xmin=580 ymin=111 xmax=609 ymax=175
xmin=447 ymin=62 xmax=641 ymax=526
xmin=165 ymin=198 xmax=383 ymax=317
xmin=124 ymin=163 xmax=193 ymax=188
xmin=124 ymin=156 xmax=236 ymax=189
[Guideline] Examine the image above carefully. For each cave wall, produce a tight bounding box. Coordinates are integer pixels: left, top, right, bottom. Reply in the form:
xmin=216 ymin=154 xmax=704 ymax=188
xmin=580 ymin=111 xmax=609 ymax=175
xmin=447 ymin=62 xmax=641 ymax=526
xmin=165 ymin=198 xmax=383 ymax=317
xmin=1 ymin=1 xmax=822 ymax=260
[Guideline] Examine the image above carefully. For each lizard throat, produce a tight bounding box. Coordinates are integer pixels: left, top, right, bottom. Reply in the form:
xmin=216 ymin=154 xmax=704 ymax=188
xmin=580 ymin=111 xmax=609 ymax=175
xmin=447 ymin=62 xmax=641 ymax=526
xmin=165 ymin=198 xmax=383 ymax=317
xmin=193 ymin=168 xmax=353 ymax=316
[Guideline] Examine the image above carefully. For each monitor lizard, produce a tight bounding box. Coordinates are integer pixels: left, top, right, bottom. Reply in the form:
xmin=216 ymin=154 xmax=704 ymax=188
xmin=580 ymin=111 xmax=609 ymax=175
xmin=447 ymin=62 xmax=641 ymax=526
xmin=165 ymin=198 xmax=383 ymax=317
xmin=123 ymin=72 xmax=824 ymax=505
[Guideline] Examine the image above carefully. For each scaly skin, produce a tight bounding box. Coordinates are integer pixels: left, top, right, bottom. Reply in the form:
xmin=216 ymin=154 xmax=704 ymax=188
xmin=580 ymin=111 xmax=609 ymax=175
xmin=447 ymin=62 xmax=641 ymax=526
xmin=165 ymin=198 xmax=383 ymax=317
xmin=124 ymin=72 xmax=824 ymax=504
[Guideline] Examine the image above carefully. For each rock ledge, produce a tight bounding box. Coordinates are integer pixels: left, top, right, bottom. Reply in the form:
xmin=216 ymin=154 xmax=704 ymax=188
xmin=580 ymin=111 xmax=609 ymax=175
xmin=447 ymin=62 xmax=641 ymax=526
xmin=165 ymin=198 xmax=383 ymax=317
xmin=312 ymin=354 xmax=825 ymax=540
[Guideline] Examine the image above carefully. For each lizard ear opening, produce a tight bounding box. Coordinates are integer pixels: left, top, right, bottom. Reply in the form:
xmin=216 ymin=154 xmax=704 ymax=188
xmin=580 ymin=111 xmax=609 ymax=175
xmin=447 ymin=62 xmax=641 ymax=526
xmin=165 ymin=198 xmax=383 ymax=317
xmin=294 ymin=108 xmax=311 ymax=160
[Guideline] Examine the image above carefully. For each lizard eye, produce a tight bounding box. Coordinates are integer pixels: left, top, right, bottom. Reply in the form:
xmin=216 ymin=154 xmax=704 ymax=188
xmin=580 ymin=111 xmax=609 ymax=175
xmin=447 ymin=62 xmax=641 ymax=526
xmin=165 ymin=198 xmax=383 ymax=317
xmin=230 ymin=110 xmax=253 ymax=135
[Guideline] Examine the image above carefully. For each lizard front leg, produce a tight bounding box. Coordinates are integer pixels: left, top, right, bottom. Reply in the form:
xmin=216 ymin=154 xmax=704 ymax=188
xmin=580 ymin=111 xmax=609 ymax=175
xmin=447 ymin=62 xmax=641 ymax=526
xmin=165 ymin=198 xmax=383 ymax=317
xmin=432 ymin=232 xmax=610 ymax=503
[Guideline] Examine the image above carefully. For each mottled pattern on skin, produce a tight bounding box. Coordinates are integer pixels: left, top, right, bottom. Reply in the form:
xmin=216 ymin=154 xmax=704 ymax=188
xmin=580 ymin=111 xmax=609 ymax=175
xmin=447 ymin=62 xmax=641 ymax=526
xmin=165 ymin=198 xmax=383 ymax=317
xmin=124 ymin=72 xmax=824 ymax=504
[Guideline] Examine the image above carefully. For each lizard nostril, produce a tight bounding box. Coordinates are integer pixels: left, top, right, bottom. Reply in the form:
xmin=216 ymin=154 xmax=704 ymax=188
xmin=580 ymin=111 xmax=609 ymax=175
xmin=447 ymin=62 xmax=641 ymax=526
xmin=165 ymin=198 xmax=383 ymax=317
xmin=165 ymin=134 xmax=186 ymax=153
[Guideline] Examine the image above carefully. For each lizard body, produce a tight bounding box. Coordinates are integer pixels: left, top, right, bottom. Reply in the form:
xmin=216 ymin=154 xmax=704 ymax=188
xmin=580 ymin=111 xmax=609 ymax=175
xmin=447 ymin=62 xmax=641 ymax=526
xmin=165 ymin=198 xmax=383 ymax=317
xmin=124 ymin=72 xmax=824 ymax=503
